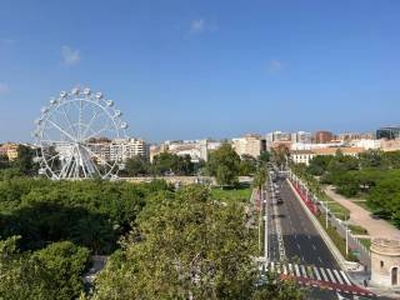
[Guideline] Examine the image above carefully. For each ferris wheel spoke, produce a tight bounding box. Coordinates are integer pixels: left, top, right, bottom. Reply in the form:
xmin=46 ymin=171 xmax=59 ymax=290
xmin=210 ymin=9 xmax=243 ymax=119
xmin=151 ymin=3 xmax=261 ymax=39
xmin=60 ymin=104 xmax=78 ymax=138
xmin=41 ymin=139 xmax=72 ymax=145
xmin=86 ymin=155 xmax=102 ymax=177
xmin=45 ymin=151 xmax=62 ymax=163
xmin=68 ymin=158 xmax=77 ymax=179
xmin=78 ymin=146 xmax=96 ymax=179
xmin=81 ymin=106 xmax=104 ymax=141
xmin=47 ymin=119 xmax=77 ymax=142
xmin=59 ymin=155 xmax=73 ymax=179
xmin=83 ymin=123 xmax=110 ymax=142
xmin=81 ymin=144 xmax=114 ymax=170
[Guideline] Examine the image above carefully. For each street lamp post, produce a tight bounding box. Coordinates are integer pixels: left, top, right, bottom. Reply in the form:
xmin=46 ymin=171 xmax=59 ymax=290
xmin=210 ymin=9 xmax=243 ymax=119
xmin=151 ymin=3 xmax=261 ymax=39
xmin=258 ymin=187 xmax=262 ymax=254
xmin=346 ymin=223 xmax=349 ymax=257
xmin=335 ymin=212 xmax=350 ymax=257
xmin=325 ymin=198 xmax=329 ymax=229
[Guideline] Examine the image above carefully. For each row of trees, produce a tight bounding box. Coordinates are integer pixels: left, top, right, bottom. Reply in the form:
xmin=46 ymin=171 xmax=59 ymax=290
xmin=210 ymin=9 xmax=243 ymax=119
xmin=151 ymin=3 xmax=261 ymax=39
xmin=0 ymin=144 xmax=38 ymax=176
xmin=123 ymin=143 xmax=270 ymax=189
xmin=0 ymin=143 xmax=270 ymax=185
xmin=301 ymin=149 xmax=400 ymax=227
xmin=207 ymin=143 xmax=270 ymax=187
xmin=123 ymin=145 xmax=267 ymax=181
xmin=0 ymin=178 xmax=170 ymax=254
xmin=123 ymin=153 xmax=201 ymax=177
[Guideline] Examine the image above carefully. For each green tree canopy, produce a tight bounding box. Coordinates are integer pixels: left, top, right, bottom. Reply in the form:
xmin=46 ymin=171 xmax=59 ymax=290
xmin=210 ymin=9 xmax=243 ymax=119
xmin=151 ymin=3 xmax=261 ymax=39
xmin=93 ymin=185 xmax=305 ymax=300
xmin=15 ymin=145 xmax=37 ymax=176
xmin=307 ymin=155 xmax=332 ymax=176
xmin=124 ymin=155 xmax=150 ymax=176
xmin=152 ymin=152 xmax=194 ymax=176
xmin=207 ymin=143 xmax=241 ymax=187
xmin=239 ymin=154 xmax=257 ymax=176
xmin=0 ymin=237 xmax=90 ymax=300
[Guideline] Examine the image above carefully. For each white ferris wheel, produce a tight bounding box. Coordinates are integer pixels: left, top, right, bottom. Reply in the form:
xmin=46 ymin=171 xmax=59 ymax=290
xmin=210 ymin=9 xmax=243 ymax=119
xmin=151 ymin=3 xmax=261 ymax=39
xmin=33 ymin=87 xmax=128 ymax=180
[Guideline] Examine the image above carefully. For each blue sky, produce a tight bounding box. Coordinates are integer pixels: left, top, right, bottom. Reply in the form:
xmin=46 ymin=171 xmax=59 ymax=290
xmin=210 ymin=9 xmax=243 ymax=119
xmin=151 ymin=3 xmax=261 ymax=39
xmin=0 ymin=0 xmax=400 ymax=142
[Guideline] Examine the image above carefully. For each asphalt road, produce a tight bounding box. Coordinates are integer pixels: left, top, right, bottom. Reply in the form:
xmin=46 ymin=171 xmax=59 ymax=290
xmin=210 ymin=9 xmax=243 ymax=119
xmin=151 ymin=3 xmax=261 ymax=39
xmin=266 ymin=173 xmax=385 ymax=300
xmin=276 ymin=177 xmax=339 ymax=270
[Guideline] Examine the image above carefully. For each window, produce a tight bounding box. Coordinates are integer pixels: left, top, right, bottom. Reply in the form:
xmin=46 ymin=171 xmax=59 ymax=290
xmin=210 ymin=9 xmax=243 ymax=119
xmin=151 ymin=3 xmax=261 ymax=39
xmin=380 ymin=261 xmax=384 ymax=268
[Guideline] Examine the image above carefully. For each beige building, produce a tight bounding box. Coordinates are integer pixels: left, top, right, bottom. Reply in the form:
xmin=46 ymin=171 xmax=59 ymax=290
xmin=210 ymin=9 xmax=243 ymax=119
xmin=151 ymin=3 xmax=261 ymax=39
xmin=290 ymin=147 xmax=365 ymax=166
xmin=150 ymin=140 xmax=221 ymax=163
xmin=232 ymin=134 xmax=263 ymax=158
xmin=79 ymin=138 xmax=150 ymax=164
xmin=0 ymin=143 xmax=19 ymax=161
xmin=110 ymin=138 xmax=150 ymax=162
xmin=371 ymin=238 xmax=400 ymax=288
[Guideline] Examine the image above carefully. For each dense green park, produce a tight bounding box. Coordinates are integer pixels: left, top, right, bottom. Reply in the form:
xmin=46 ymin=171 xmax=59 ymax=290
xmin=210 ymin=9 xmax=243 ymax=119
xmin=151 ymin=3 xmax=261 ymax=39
xmin=295 ymin=149 xmax=400 ymax=227
xmin=0 ymin=144 xmax=307 ymax=299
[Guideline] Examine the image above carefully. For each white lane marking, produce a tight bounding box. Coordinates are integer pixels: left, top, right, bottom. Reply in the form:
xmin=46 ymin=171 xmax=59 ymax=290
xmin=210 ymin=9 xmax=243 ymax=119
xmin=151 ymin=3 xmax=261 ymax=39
xmin=340 ymin=270 xmax=352 ymax=286
xmin=306 ymin=266 xmax=314 ymax=279
xmin=270 ymin=261 xmax=275 ymax=272
xmin=333 ymin=269 xmax=344 ymax=285
xmin=300 ymin=265 xmax=308 ymax=278
xmin=312 ymin=244 xmax=317 ymax=251
xmin=326 ymin=268 xmax=337 ymax=283
xmin=308 ymin=235 xmax=311 ymax=240
xmin=275 ymin=263 xmax=281 ymax=273
xmin=297 ymin=243 xmax=301 ymax=250
xmin=283 ymin=264 xmax=288 ymax=275
xmin=318 ymin=256 xmax=323 ymax=264
xmin=319 ymin=267 xmax=329 ymax=282
xmin=288 ymin=263 xmax=294 ymax=275
xmin=294 ymin=264 xmax=301 ymax=277
xmin=313 ymin=266 xmax=322 ymax=281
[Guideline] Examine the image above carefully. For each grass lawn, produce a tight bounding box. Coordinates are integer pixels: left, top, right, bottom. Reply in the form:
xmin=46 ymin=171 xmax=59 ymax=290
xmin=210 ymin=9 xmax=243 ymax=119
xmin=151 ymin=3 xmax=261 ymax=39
xmin=211 ymin=185 xmax=252 ymax=204
xmin=319 ymin=193 xmax=351 ymax=220
xmin=348 ymin=224 xmax=369 ymax=235
xmin=317 ymin=214 xmax=358 ymax=262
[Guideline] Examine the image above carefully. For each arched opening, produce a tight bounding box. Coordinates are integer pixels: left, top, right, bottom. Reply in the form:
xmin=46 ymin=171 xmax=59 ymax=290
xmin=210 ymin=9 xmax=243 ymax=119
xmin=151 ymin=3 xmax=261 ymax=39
xmin=392 ymin=267 xmax=398 ymax=286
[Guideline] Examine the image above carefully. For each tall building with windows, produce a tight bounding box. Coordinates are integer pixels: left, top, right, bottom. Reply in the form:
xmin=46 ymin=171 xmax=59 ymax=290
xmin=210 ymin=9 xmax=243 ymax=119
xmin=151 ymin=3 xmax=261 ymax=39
xmin=291 ymin=131 xmax=312 ymax=143
xmin=110 ymin=138 xmax=150 ymax=162
xmin=266 ymin=131 xmax=291 ymax=150
xmin=376 ymin=127 xmax=400 ymax=140
xmin=232 ymin=134 xmax=265 ymax=158
xmin=314 ymin=131 xmax=334 ymax=144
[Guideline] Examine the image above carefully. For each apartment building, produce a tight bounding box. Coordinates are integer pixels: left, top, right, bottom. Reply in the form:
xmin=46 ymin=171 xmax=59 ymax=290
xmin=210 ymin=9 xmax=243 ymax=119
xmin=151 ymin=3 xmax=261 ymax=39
xmin=291 ymin=147 xmax=365 ymax=166
xmin=232 ymin=134 xmax=264 ymax=158
xmin=0 ymin=143 xmax=19 ymax=161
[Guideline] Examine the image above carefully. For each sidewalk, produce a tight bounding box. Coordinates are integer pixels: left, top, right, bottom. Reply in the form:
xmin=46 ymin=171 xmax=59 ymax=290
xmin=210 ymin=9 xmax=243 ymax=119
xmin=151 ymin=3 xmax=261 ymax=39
xmin=324 ymin=186 xmax=400 ymax=239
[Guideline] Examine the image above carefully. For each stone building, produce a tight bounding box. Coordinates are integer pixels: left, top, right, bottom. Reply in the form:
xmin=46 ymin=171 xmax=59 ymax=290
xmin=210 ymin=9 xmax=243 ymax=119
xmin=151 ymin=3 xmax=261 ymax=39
xmin=371 ymin=238 xmax=400 ymax=288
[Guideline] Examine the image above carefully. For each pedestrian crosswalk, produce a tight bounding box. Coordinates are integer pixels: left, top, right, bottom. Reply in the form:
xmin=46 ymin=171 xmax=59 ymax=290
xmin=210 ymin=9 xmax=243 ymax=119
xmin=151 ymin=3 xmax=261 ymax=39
xmin=267 ymin=262 xmax=352 ymax=287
